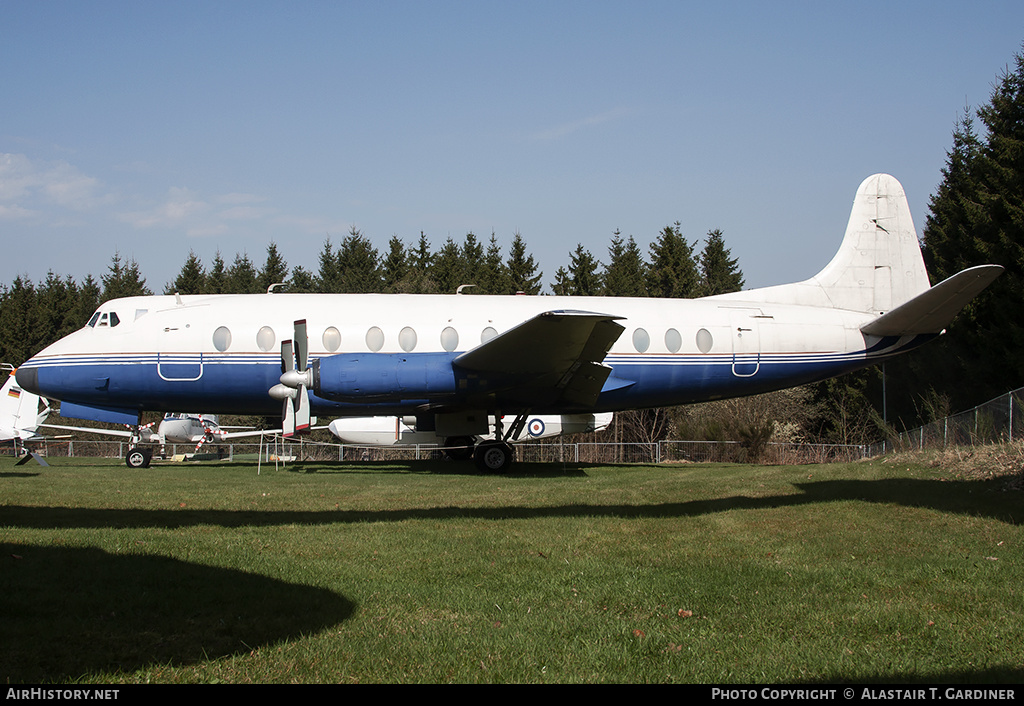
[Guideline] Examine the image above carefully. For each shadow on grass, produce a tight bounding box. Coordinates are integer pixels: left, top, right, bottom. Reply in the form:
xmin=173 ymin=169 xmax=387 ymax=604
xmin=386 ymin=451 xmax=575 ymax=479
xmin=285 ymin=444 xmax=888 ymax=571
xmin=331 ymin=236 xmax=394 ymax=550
xmin=0 ymin=543 xmax=354 ymax=683
xmin=279 ymin=459 xmax=590 ymax=478
xmin=1 ymin=475 xmax=1019 ymax=531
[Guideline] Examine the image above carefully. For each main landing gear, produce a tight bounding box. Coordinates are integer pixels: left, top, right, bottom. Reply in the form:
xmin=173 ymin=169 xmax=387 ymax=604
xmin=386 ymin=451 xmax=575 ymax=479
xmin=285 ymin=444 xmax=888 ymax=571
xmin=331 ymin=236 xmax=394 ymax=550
xmin=466 ymin=411 xmax=529 ymax=474
xmin=125 ymin=446 xmax=152 ymax=469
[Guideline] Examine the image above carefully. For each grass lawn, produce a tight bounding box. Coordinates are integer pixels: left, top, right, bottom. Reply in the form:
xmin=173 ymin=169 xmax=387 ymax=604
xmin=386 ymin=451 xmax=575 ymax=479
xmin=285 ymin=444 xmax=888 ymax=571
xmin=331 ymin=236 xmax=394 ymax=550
xmin=1 ymin=454 xmax=1021 ymax=683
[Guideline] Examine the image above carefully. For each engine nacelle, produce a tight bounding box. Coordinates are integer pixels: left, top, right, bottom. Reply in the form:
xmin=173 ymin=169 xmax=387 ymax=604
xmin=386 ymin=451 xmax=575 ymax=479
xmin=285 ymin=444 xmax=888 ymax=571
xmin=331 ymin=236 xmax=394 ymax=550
xmin=313 ymin=352 xmax=459 ymax=401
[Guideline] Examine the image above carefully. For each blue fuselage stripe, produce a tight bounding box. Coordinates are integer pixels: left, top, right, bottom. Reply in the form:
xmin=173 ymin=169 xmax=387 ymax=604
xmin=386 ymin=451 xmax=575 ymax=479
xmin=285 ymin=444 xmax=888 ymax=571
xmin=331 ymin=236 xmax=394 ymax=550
xmin=24 ymin=349 xmax=888 ymax=416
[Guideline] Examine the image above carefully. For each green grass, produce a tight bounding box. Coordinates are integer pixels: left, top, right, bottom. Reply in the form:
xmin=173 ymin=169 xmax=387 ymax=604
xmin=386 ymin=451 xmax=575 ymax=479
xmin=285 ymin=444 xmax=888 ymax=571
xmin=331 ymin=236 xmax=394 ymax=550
xmin=1 ymin=455 xmax=1021 ymax=683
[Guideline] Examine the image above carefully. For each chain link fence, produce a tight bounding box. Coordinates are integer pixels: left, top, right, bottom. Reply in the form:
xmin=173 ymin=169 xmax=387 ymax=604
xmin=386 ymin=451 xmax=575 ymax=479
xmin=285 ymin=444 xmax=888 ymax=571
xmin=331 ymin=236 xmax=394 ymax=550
xmin=9 ymin=388 xmax=1023 ymax=465
xmin=866 ymin=388 xmax=1024 ymax=456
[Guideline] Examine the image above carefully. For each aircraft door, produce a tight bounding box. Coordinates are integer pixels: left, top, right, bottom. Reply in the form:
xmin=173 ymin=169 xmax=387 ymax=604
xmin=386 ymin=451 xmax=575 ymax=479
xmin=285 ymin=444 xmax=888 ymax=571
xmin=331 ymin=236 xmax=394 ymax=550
xmin=729 ymin=309 xmax=761 ymax=378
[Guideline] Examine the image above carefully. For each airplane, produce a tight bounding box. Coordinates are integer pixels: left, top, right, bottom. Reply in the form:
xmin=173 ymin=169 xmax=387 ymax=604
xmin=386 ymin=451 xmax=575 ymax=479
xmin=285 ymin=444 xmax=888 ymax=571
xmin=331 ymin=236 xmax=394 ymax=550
xmin=14 ymin=174 xmax=1003 ymax=472
xmin=1 ymin=364 xmax=50 ymax=444
xmin=327 ymin=412 xmax=613 ymax=458
xmin=42 ymin=412 xmax=280 ymax=468
xmin=1 ymin=364 xmax=53 ymax=465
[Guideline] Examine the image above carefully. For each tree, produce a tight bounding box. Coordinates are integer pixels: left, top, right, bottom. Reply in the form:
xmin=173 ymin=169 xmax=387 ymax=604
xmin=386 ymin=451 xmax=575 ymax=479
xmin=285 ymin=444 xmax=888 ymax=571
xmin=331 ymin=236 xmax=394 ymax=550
xmin=380 ymin=236 xmax=409 ymax=293
xmin=697 ymin=229 xmax=744 ymax=296
xmin=910 ymin=46 xmax=1024 ymax=410
xmin=431 ymin=237 xmax=465 ymax=294
xmin=478 ymin=233 xmax=511 ymax=294
xmin=506 ymin=231 xmax=543 ymax=294
xmin=225 ymin=252 xmax=259 ymax=294
xmin=551 ymin=244 xmax=601 ymax=296
xmin=647 ymin=222 xmax=698 ymax=298
xmin=206 ymin=251 xmax=228 ymax=294
xmin=257 ymin=242 xmax=289 ymax=293
xmin=101 ymin=253 xmax=151 ymax=302
xmin=396 ymin=232 xmax=438 ymax=293
xmin=336 ymin=227 xmax=380 ymax=293
xmin=166 ymin=250 xmax=207 ymax=295
xmin=603 ymin=231 xmax=647 ymax=296
xmin=316 ymin=238 xmax=342 ymax=292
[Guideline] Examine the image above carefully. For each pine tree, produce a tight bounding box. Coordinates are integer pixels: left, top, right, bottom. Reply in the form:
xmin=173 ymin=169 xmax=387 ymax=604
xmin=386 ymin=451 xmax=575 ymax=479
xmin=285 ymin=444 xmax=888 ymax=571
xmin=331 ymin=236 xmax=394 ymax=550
xmin=225 ymin=252 xmax=259 ymax=294
xmin=101 ymin=253 xmax=151 ymax=302
xmin=603 ymin=231 xmax=647 ymax=296
xmin=166 ymin=250 xmax=207 ymax=295
xmin=477 ymin=233 xmax=511 ymax=294
xmin=257 ymin=242 xmax=289 ymax=293
xmin=913 ymin=46 xmax=1024 ymax=408
xmin=206 ymin=252 xmax=228 ymax=294
xmin=381 ymin=236 xmax=409 ymax=293
xmin=506 ymin=231 xmax=543 ymax=295
xmin=398 ymin=232 xmax=438 ymax=293
xmin=432 ymin=237 xmax=464 ymax=294
xmin=697 ymin=229 xmax=744 ymax=296
xmin=336 ymin=227 xmax=380 ymax=293
xmin=552 ymin=244 xmax=601 ymax=296
xmin=647 ymin=223 xmax=698 ymax=298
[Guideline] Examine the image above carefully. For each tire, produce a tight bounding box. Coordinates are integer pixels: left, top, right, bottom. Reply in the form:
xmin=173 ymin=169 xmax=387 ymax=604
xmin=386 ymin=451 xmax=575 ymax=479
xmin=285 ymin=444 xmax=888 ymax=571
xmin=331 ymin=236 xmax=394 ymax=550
xmin=125 ymin=447 xmax=151 ymax=469
xmin=473 ymin=440 xmax=513 ymax=473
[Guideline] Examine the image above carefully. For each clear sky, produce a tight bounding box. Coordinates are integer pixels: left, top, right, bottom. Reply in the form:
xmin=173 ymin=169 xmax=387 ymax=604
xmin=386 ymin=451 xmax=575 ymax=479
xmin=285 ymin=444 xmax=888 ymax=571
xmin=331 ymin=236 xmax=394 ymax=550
xmin=2 ymin=1 xmax=1022 ymax=294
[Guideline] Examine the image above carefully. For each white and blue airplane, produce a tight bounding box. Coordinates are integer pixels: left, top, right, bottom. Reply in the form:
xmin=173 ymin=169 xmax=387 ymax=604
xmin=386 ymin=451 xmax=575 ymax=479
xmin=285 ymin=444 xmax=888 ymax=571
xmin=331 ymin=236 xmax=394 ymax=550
xmin=15 ymin=175 xmax=1002 ymax=471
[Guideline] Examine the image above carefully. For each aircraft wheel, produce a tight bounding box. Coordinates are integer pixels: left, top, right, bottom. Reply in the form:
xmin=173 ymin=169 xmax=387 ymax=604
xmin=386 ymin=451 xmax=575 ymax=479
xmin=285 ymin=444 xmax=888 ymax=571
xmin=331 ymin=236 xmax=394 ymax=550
xmin=473 ymin=440 xmax=513 ymax=473
xmin=444 ymin=436 xmax=476 ymax=461
xmin=125 ymin=447 xmax=152 ymax=469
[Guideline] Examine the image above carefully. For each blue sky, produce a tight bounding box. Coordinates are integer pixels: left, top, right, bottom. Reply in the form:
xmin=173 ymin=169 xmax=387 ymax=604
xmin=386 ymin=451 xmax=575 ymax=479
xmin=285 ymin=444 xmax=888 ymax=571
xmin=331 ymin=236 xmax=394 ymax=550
xmin=2 ymin=1 xmax=1023 ymax=294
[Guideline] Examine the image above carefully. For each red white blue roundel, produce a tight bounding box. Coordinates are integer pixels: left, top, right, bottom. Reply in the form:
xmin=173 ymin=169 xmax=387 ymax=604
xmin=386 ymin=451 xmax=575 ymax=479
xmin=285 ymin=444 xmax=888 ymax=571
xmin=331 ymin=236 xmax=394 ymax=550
xmin=527 ymin=418 xmax=545 ymax=437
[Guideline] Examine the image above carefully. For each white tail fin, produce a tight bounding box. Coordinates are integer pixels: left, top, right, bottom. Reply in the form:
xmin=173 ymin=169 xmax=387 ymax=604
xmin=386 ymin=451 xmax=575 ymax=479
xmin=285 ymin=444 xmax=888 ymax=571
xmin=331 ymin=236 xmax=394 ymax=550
xmin=1 ymin=366 xmax=51 ymax=441
xmin=811 ymin=173 xmax=930 ymax=313
xmin=720 ymin=174 xmax=931 ymax=314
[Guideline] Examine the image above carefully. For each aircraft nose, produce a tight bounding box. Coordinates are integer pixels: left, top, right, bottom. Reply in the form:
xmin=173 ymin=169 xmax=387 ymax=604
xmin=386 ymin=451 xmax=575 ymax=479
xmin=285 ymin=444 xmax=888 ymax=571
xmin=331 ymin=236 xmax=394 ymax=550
xmin=15 ymin=366 xmax=39 ymax=395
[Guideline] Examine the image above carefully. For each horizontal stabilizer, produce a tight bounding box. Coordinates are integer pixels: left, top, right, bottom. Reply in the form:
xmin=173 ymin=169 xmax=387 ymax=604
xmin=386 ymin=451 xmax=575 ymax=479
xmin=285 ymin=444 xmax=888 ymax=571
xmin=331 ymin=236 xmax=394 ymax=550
xmin=860 ymin=265 xmax=1003 ymax=336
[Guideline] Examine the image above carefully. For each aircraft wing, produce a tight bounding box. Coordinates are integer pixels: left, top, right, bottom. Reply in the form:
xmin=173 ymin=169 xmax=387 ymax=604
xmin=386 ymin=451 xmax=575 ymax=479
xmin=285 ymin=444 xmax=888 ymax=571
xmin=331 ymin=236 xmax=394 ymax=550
xmin=40 ymin=423 xmax=135 ymax=438
xmin=453 ymin=310 xmax=625 ymax=409
xmin=861 ymin=265 xmax=1003 ymax=336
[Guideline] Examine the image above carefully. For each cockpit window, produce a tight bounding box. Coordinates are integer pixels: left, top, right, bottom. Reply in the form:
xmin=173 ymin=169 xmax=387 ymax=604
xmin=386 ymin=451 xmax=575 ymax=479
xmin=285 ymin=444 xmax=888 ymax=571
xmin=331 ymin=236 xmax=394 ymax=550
xmin=90 ymin=311 xmax=122 ymax=328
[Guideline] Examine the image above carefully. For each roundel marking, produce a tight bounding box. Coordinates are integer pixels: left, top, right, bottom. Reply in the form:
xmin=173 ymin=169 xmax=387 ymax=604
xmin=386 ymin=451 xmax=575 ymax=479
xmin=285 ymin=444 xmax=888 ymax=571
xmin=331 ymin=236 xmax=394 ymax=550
xmin=527 ymin=418 xmax=546 ymax=437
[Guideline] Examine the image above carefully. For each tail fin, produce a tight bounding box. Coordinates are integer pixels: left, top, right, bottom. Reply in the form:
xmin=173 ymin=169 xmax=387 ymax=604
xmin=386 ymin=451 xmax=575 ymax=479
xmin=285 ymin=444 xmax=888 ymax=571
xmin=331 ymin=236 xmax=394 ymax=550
xmin=723 ymin=174 xmax=937 ymax=314
xmin=811 ymin=173 xmax=930 ymax=314
xmin=718 ymin=173 xmax=1003 ymax=335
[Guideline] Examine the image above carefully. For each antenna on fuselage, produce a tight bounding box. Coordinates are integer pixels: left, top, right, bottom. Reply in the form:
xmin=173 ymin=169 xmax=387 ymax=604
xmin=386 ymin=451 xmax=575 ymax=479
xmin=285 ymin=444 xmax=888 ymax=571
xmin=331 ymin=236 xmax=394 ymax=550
xmin=456 ymin=284 xmax=476 ymax=295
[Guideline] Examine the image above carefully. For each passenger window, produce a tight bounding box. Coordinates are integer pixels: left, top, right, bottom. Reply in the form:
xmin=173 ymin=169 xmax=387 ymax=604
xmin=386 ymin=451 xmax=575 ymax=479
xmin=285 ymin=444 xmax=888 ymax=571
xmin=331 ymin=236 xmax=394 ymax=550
xmin=665 ymin=328 xmax=682 ymax=353
xmin=213 ymin=326 xmax=232 ymax=352
xmin=366 ymin=326 xmax=385 ymax=352
xmin=256 ymin=326 xmax=276 ymax=352
xmin=696 ymin=328 xmax=714 ymax=353
xmin=323 ymin=326 xmax=342 ymax=352
xmin=632 ymin=328 xmax=650 ymax=353
xmin=440 ymin=326 xmax=459 ymax=352
xmin=399 ymin=327 xmax=417 ymax=352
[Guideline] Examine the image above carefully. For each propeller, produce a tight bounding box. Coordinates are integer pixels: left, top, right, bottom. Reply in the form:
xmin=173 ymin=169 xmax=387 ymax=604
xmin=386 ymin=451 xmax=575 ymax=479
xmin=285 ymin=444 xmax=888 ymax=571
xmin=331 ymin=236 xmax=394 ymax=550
xmin=269 ymin=320 xmax=311 ymax=437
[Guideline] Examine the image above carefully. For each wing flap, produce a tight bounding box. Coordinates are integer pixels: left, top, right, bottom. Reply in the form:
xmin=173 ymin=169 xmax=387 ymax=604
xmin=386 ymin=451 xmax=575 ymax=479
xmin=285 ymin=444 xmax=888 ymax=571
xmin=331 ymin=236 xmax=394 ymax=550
xmin=454 ymin=310 xmax=624 ymax=409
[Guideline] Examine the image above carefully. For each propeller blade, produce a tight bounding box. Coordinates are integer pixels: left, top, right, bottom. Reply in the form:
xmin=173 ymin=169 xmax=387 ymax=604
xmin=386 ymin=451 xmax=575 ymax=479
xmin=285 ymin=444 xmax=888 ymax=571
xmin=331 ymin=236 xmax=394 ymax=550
xmin=294 ymin=320 xmax=308 ymax=374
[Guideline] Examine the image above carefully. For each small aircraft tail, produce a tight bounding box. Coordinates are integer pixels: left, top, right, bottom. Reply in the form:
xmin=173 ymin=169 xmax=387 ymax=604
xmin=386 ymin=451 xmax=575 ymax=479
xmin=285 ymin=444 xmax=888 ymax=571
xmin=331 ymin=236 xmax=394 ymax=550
xmin=1 ymin=365 xmax=51 ymax=440
xmin=721 ymin=173 xmax=1002 ymax=333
